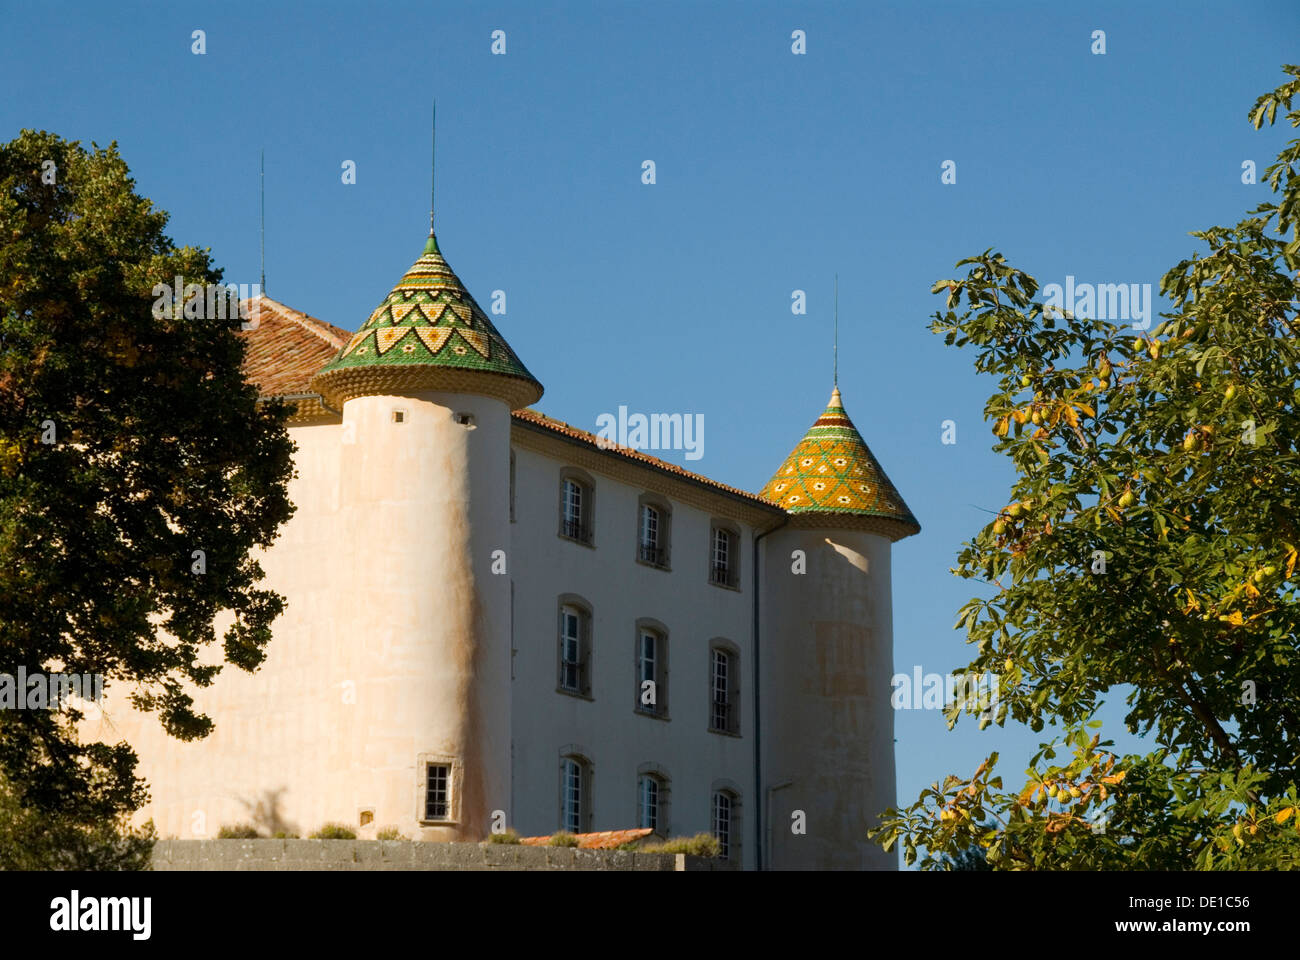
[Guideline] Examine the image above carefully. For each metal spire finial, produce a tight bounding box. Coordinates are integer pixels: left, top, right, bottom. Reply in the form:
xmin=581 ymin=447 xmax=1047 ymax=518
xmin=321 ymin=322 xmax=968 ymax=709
xmin=833 ymin=273 xmax=839 ymax=387
xmin=260 ymin=148 xmax=265 ymax=292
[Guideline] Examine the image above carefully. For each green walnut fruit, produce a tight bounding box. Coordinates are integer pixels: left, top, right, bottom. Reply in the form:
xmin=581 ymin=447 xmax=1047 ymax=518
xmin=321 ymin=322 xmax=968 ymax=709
xmin=1020 ymin=375 xmax=1032 ymax=387
xmin=1224 ymin=384 xmax=1237 ymax=400
xmin=1119 ymin=490 xmax=1136 ymax=508
xmin=992 ymin=520 xmax=1007 ymax=536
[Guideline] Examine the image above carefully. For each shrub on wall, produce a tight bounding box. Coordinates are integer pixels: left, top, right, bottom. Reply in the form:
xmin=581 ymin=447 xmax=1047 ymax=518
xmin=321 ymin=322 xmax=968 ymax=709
xmin=641 ymin=833 xmax=721 ymax=857
xmin=309 ymin=823 xmax=357 ymax=839
xmin=217 ymin=823 xmax=260 ymax=839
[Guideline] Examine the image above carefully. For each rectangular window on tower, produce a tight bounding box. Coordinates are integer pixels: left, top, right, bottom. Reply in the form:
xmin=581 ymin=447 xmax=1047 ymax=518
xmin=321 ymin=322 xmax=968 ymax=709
xmin=424 ymin=763 xmax=450 ymax=821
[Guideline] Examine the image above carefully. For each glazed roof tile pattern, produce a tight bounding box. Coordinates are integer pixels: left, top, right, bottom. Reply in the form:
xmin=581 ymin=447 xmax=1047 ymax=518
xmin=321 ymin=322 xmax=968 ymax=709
xmin=519 ymin=828 xmax=655 ymax=849
xmin=236 ymin=296 xmax=351 ymax=397
xmin=760 ymin=387 xmax=919 ymax=538
xmin=311 ymin=234 xmax=542 ymax=407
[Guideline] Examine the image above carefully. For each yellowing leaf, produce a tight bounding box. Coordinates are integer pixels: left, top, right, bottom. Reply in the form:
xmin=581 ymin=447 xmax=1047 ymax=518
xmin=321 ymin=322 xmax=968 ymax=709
xmin=1276 ymin=807 xmax=1295 ymax=824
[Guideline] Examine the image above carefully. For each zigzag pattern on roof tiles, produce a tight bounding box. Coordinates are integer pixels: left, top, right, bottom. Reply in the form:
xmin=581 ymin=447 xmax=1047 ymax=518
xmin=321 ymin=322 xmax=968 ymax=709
xmin=316 ymin=236 xmax=541 ymax=387
xmin=760 ymin=387 xmax=918 ymax=529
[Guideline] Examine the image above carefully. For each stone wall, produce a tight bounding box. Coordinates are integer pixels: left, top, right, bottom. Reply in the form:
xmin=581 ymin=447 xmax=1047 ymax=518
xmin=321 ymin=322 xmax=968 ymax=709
xmin=150 ymin=839 xmax=733 ymax=871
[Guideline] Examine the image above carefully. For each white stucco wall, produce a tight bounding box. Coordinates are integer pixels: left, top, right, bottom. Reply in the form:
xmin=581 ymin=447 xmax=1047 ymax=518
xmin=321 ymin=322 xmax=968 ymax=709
xmin=84 ymin=389 xmax=512 ymax=842
xmin=508 ymin=442 xmax=758 ymax=867
xmin=82 ymin=401 xmax=899 ymax=871
xmin=761 ymin=527 xmax=897 ymax=870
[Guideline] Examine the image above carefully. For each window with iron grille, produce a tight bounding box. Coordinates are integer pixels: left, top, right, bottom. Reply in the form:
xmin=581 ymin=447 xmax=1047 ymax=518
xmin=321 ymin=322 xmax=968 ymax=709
xmin=638 ymin=504 xmax=666 ymax=566
xmin=558 ymin=604 xmax=589 ymax=695
xmin=636 ymin=628 xmax=667 ymax=716
xmin=424 ymin=764 xmax=450 ymax=821
xmin=712 ymin=791 xmax=733 ymax=860
xmin=709 ymin=526 xmax=735 ymax=586
xmin=638 ymin=775 xmax=660 ymax=832
xmin=709 ymin=646 xmax=739 ymax=734
xmin=560 ymin=478 xmax=589 ymax=543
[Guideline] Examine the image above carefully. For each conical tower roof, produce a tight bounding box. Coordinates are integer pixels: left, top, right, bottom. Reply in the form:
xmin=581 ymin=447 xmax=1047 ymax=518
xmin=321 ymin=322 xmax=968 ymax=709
xmin=760 ymin=386 xmax=919 ymax=541
xmin=311 ymin=234 xmax=543 ymax=410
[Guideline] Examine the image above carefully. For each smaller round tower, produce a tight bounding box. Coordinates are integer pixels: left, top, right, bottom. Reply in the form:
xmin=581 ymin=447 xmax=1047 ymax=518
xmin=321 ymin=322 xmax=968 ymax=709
xmin=759 ymin=387 xmax=919 ymax=870
xmin=310 ymin=230 xmax=541 ymax=841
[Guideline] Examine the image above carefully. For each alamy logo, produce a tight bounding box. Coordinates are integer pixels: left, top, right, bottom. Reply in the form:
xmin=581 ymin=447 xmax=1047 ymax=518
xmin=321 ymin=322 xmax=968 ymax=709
xmin=594 ymin=406 xmax=704 ymax=461
xmin=0 ymin=668 xmax=102 ymax=710
xmin=151 ymin=276 xmax=262 ymax=329
xmin=50 ymin=890 xmax=151 ymax=940
xmin=891 ymin=667 xmax=1000 ymax=719
xmin=1041 ymin=276 xmax=1152 ymax=329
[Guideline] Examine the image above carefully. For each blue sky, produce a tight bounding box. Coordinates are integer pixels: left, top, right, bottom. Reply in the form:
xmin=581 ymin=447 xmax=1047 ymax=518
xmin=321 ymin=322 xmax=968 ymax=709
xmin=3 ymin=1 xmax=1297 ymax=860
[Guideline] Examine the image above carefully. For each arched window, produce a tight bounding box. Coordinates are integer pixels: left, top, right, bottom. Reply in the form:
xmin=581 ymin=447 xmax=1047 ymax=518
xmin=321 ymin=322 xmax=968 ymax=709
xmin=636 ymin=493 xmax=671 ymax=569
xmin=637 ymin=763 xmax=672 ymax=835
xmin=711 ymin=787 xmax=741 ymax=861
xmin=709 ymin=521 xmax=741 ymax=589
xmin=557 ymin=596 xmax=593 ymax=698
xmin=558 ymin=467 xmax=595 ymax=545
xmin=634 ymin=619 xmax=669 ymax=718
xmin=708 ymin=640 xmax=741 ymax=735
xmin=559 ymin=751 xmax=593 ymax=834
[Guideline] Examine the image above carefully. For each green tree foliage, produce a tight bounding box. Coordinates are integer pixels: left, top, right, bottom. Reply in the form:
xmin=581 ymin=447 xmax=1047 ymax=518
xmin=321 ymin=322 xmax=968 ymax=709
xmin=871 ymin=67 xmax=1300 ymax=870
xmin=0 ymin=131 xmax=294 ymax=834
xmin=0 ymin=774 xmax=155 ymax=870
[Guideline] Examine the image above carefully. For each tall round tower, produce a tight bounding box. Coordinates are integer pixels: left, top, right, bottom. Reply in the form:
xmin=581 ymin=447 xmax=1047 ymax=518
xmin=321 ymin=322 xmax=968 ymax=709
xmin=759 ymin=387 xmax=919 ymax=870
xmin=310 ymin=231 xmax=541 ymax=841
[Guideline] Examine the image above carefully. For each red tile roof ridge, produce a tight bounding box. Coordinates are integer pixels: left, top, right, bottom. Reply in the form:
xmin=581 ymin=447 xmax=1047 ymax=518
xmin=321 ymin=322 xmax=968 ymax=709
xmin=512 ymin=408 xmax=780 ymax=510
xmin=241 ymin=295 xmax=351 ymax=350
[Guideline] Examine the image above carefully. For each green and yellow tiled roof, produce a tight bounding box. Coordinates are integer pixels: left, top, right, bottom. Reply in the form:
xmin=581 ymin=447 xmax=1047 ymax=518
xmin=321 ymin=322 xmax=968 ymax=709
xmin=760 ymin=387 xmax=919 ymax=541
xmin=311 ymin=234 xmax=543 ymax=411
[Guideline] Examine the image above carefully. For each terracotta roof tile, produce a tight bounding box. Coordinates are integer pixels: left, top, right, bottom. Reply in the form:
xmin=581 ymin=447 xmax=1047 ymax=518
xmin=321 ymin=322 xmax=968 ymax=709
xmin=237 ymin=296 xmax=351 ymax=398
xmin=512 ymin=408 xmax=781 ymax=511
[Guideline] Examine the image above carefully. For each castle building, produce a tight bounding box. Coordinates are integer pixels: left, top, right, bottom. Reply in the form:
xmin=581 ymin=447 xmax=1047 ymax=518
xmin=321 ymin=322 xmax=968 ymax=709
xmin=92 ymin=222 xmax=919 ymax=870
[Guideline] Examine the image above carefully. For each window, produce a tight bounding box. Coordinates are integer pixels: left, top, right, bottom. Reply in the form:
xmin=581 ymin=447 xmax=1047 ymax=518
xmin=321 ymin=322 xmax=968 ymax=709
xmin=424 ymin=763 xmax=451 ymax=821
xmin=636 ymin=764 xmax=671 ymax=834
xmin=558 ymin=599 xmax=592 ymax=697
xmin=636 ymin=494 xmax=671 ymax=569
xmin=635 ymin=622 xmax=668 ymax=717
xmin=560 ymin=754 xmax=592 ymax=834
xmin=709 ymin=524 xmax=739 ymax=588
xmin=712 ymin=790 xmax=738 ymax=861
xmin=709 ymin=643 xmax=741 ymax=735
xmin=638 ymin=775 xmax=660 ymax=832
xmin=558 ymin=470 xmax=594 ymax=544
